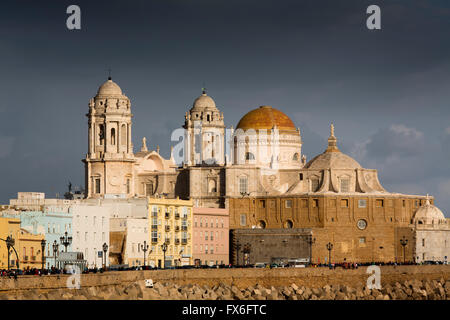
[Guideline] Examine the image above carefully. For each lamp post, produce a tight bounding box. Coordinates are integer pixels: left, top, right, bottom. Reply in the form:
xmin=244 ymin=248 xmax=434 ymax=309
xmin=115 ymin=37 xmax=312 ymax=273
xmin=60 ymin=231 xmax=72 ymax=252
xmin=161 ymin=242 xmax=168 ymax=269
xmin=306 ymin=235 xmax=316 ymax=266
xmin=140 ymin=241 xmax=149 ymax=267
xmin=102 ymin=242 xmax=108 ymax=269
xmin=6 ymin=236 xmax=15 ymax=270
xmin=400 ymin=236 xmax=408 ymax=264
xmin=52 ymin=240 xmax=59 ymax=269
xmin=326 ymin=242 xmax=333 ymax=266
xmin=40 ymin=239 xmax=46 ymax=270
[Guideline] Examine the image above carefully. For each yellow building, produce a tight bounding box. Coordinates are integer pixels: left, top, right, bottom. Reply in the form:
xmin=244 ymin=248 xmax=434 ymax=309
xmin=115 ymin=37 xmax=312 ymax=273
xmin=18 ymin=228 xmax=45 ymax=270
xmin=0 ymin=217 xmax=21 ymax=269
xmin=148 ymin=197 xmax=193 ymax=268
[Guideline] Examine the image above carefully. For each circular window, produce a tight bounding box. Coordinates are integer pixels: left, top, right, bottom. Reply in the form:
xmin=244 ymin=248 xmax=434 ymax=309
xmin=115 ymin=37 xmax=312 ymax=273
xmin=357 ymin=219 xmax=367 ymax=230
xmin=284 ymin=220 xmax=293 ymax=228
xmin=257 ymin=220 xmax=266 ymax=229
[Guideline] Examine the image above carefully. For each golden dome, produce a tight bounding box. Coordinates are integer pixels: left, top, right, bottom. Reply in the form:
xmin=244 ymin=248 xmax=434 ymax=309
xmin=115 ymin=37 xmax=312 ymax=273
xmin=236 ymin=106 xmax=296 ymax=131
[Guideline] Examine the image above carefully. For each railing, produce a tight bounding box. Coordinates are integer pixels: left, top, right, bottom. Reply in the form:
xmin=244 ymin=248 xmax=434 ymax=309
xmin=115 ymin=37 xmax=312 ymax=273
xmin=31 ymin=256 xmax=36 ymax=261
xmin=165 ymin=238 xmax=171 ymax=244
xmin=175 ymin=239 xmax=180 ymax=244
xmin=181 ymin=239 xmax=187 ymax=245
xmin=175 ymin=213 xmax=180 ymax=219
xmin=165 ymin=212 xmax=170 ymax=219
xmin=165 ymin=225 xmax=170 ymax=231
xmin=151 ymin=238 xmax=158 ymax=244
xmin=175 ymin=226 xmax=180 ymax=232
xmin=24 ymin=256 xmax=29 ymax=261
xmin=151 ymin=224 xmax=158 ymax=230
xmin=181 ymin=226 xmax=187 ymax=231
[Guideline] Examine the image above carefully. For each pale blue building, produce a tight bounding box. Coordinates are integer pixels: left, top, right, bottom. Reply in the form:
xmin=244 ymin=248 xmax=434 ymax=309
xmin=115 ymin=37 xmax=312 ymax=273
xmin=7 ymin=207 xmax=73 ymax=268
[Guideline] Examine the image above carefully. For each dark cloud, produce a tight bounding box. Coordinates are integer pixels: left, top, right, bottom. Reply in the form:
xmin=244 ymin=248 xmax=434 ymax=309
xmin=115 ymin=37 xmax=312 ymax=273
xmin=0 ymin=0 xmax=449 ymax=216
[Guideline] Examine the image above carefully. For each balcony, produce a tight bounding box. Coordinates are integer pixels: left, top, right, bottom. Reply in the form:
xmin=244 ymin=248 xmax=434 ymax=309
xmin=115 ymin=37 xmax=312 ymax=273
xmin=31 ymin=256 xmax=36 ymax=261
xmin=181 ymin=226 xmax=187 ymax=231
xmin=165 ymin=212 xmax=170 ymax=219
xmin=175 ymin=226 xmax=180 ymax=232
xmin=175 ymin=213 xmax=180 ymax=219
xmin=175 ymin=239 xmax=180 ymax=245
xmin=181 ymin=239 xmax=187 ymax=245
xmin=165 ymin=225 xmax=170 ymax=232
xmin=24 ymin=256 xmax=29 ymax=262
xmin=165 ymin=238 xmax=171 ymax=244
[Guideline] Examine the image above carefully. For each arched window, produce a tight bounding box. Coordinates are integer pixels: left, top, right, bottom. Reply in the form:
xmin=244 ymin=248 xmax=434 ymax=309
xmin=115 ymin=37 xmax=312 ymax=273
xmin=245 ymin=152 xmax=255 ymax=160
xmin=293 ymin=153 xmax=299 ymax=161
xmin=208 ymin=179 xmax=217 ymax=193
xmin=121 ymin=124 xmax=127 ymax=146
xmin=111 ymin=128 xmax=116 ymax=145
xmin=284 ymin=220 xmax=293 ymax=228
xmin=257 ymin=220 xmax=266 ymax=229
xmin=99 ymin=124 xmax=105 ymax=145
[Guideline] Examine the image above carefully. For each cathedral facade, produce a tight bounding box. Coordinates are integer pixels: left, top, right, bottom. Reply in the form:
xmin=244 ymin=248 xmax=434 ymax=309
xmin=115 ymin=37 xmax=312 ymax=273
xmin=83 ymin=78 xmax=450 ymax=264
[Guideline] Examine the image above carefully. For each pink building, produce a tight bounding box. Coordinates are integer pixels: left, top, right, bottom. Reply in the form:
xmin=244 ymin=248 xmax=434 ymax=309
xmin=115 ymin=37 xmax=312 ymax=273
xmin=192 ymin=207 xmax=229 ymax=266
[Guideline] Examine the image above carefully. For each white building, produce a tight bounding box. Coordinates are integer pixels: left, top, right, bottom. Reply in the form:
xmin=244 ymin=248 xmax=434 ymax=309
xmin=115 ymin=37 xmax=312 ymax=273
xmin=110 ymin=217 xmax=149 ymax=267
xmin=71 ymin=204 xmax=110 ymax=268
xmin=413 ymin=197 xmax=450 ymax=263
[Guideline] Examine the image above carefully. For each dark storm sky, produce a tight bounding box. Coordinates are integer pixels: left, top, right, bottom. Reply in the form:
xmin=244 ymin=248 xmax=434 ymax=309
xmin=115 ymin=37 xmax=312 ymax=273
xmin=1 ymin=0 xmax=450 ymax=216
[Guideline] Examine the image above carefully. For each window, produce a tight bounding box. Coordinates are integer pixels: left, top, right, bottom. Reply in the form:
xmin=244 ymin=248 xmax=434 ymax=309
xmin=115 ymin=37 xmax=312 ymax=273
xmin=311 ymin=179 xmax=319 ymax=192
xmin=93 ymin=216 xmax=96 ymax=226
xmin=85 ymin=232 xmax=88 ymax=241
xmin=205 ymin=232 xmax=208 ymax=241
xmin=151 ymin=231 xmax=158 ymax=243
xmin=340 ymin=178 xmax=350 ymax=193
xmin=299 ymin=173 xmax=303 ymax=181
xmin=292 ymin=153 xmax=299 ymax=161
xmin=111 ymin=128 xmax=116 ymax=145
xmin=245 ymin=152 xmax=255 ymax=160
xmin=221 ymin=219 xmax=224 ymax=228
xmin=285 ymin=200 xmax=292 ymax=208
xmin=239 ymin=177 xmax=248 ymax=194
xmin=301 ymin=199 xmax=308 ymax=208
xmin=210 ymin=231 xmax=214 ymax=241
xmin=359 ymin=237 xmax=366 ymax=244
xmin=200 ymin=218 xmax=203 ymax=227
xmin=126 ymin=179 xmax=130 ymax=194
xmin=240 ymin=214 xmax=246 ymax=226
xmin=422 ymin=239 xmax=425 ymax=247
xmin=312 ymin=199 xmax=319 ymax=208
xmin=402 ymin=200 xmax=406 ymax=207
xmin=205 ymin=245 xmax=208 ymax=254
xmin=358 ymin=199 xmax=367 ymax=208
xmin=95 ymin=178 xmax=101 ymax=194
xmin=260 ymin=200 xmax=266 ymax=208
xmin=194 ymin=218 xmax=197 ymax=227
xmin=341 ymin=199 xmax=349 ymax=208
xmin=376 ymin=199 xmax=384 ymax=207
xmin=216 ymin=218 xmax=218 ymax=228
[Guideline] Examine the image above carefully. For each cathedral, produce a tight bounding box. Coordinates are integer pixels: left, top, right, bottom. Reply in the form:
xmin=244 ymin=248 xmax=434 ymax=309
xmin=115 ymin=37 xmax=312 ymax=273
xmin=83 ymin=77 xmax=450 ymax=264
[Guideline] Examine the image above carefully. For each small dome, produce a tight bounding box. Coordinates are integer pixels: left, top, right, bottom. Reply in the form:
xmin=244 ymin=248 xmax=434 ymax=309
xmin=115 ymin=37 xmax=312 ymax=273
xmin=305 ymin=151 xmax=362 ymax=170
xmin=305 ymin=123 xmax=361 ymax=170
xmin=236 ymin=106 xmax=296 ymax=131
xmin=414 ymin=197 xmax=445 ymax=224
xmin=97 ymin=78 xmax=123 ymax=96
xmin=192 ymin=91 xmax=217 ymax=110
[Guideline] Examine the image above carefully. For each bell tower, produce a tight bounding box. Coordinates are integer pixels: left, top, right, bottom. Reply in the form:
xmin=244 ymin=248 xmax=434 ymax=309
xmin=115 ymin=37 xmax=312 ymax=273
xmin=183 ymin=89 xmax=225 ymax=166
xmin=83 ymin=77 xmax=135 ymax=198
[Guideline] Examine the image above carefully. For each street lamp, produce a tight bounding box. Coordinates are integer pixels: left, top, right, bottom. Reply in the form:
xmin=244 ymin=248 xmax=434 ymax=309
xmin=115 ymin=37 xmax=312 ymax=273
xmin=6 ymin=236 xmax=15 ymax=270
xmin=161 ymin=242 xmax=168 ymax=269
xmin=326 ymin=242 xmax=333 ymax=266
xmin=140 ymin=241 xmax=149 ymax=268
xmin=60 ymin=231 xmax=72 ymax=252
xmin=400 ymin=236 xmax=408 ymax=264
xmin=102 ymin=242 xmax=108 ymax=269
xmin=306 ymin=235 xmax=316 ymax=266
xmin=40 ymin=239 xmax=46 ymax=270
xmin=52 ymin=240 xmax=59 ymax=269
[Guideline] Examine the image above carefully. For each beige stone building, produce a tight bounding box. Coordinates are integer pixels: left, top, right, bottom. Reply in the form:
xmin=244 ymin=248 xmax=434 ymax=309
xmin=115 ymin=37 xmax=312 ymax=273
xmin=80 ymin=77 xmax=449 ymax=265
